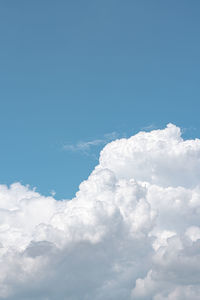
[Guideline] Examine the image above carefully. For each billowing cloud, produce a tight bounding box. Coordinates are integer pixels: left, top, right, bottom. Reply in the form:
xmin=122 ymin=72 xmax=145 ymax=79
xmin=1 ymin=124 xmax=200 ymax=299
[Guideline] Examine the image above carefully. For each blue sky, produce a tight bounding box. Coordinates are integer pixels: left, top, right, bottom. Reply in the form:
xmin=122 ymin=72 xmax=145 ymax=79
xmin=0 ymin=0 xmax=200 ymax=199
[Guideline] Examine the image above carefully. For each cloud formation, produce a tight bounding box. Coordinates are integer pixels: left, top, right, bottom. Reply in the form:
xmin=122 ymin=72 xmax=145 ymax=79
xmin=1 ymin=124 xmax=200 ymax=299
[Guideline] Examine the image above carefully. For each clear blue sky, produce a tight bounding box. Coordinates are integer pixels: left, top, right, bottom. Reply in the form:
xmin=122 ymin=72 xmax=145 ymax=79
xmin=0 ymin=0 xmax=200 ymax=199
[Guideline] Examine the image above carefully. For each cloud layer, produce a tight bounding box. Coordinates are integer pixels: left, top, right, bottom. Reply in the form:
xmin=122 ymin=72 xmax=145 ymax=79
xmin=1 ymin=124 xmax=200 ymax=299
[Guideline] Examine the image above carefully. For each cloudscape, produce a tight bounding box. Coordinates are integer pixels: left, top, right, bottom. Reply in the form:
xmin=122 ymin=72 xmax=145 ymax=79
xmin=1 ymin=124 xmax=200 ymax=299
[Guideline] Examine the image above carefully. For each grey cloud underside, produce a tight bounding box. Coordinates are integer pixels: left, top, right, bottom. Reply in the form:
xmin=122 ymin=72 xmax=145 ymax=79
xmin=1 ymin=124 xmax=200 ymax=299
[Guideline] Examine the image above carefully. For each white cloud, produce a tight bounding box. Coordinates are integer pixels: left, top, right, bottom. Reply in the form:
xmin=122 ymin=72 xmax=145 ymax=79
xmin=63 ymin=132 xmax=119 ymax=153
xmin=1 ymin=124 xmax=200 ymax=299
xmin=140 ymin=123 xmax=157 ymax=131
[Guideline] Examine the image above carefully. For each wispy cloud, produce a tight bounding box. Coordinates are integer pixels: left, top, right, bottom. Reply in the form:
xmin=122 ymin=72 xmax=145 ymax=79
xmin=63 ymin=132 xmax=119 ymax=153
xmin=140 ymin=124 xmax=157 ymax=131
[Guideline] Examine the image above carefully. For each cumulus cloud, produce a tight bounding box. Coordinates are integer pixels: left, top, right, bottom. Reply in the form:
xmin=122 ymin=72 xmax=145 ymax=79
xmin=1 ymin=124 xmax=200 ymax=299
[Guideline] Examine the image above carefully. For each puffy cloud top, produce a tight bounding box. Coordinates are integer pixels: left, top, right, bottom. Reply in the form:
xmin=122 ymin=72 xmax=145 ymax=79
xmin=0 ymin=124 xmax=200 ymax=299
xmin=98 ymin=123 xmax=200 ymax=188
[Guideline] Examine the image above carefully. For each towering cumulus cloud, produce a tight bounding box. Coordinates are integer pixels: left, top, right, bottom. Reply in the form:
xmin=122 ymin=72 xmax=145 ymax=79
xmin=1 ymin=124 xmax=200 ymax=299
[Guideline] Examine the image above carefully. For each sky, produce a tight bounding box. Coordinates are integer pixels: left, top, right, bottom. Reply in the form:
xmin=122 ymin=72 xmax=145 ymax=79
xmin=0 ymin=0 xmax=200 ymax=200
xmin=1 ymin=2 xmax=200 ymax=298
